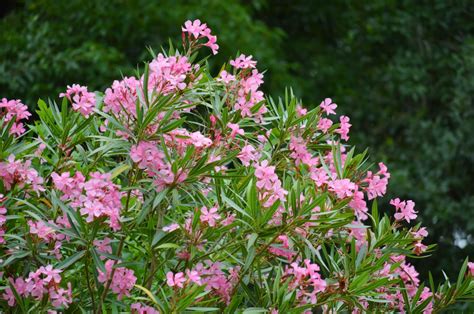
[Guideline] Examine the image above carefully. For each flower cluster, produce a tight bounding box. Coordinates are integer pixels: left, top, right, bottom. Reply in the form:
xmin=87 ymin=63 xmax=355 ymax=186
xmin=0 ymin=98 xmax=31 ymax=135
xmin=98 ymin=260 xmax=137 ymax=300
xmin=254 ymin=160 xmax=288 ymax=207
xmin=284 ymin=259 xmax=327 ymax=306
xmin=60 ymin=84 xmax=96 ymax=117
xmin=0 ymin=154 xmax=44 ymax=193
xmin=52 ymin=171 xmax=123 ymax=230
xmin=2 ymin=265 xmax=72 ymax=308
xmin=182 ymin=19 xmax=219 ymax=54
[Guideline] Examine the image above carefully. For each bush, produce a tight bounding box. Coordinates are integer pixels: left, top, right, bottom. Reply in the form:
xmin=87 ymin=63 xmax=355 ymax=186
xmin=1 ymin=20 xmax=474 ymax=313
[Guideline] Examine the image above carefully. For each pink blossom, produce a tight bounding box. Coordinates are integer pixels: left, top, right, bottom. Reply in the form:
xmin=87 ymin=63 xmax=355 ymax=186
xmin=230 ymin=54 xmax=257 ymax=69
xmin=131 ymin=303 xmax=160 ymax=314
xmin=468 ymin=262 xmax=474 ymax=276
xmin=336 ymin=115 xmax=351 ymax=141
xmin=50 ymin=283 xmax=72 ymax=307
xmin=296 ymin=104 xmax=307 ymax=116
xmin=94 ymin=237 xmax=113 ymax=260
xmin=200 ymin=206 xmax=221 ymax=227
xmin=0 ymin=98 xmax=31 ymax=136
xmin=391 ymin=198 xmax=418 ymax=223
xmin=238 ymin=144 xmax=261 ymax=166
xmin=148 ymin=54 xmax=193 ymax=96
xmin=0 ymin=155 xmax=44 ymax=193
xmin=186 ymin=269 xmax=202 ymax=285
xmin=166 ymin=271 xmax=186 ymax=288
xmin=130 ymin=141 xmax=166 ymax=170
xmin=328 ymin=178 xmax=357 ymax=199
xmin=98 ymin=260 xmax=137 ymax=299
xmin=255 ymin=160 xmax=278 ymax=190
xmin=190 ymin=131 xmax=213 ymax=148
xmin=182 ymin=19 xmax=207 ymax=38
xmin=60 ymin=84 xmax=96 ymax=117
xmin=319 ymin=98 xmax=337 ymax=115
xmin=227 ymin=123 xmax=244 ymax=138
xmin=28 ymin=220 xmax=55 ymax=242
xmin=217 ymin=70 xmax=235 ymax=84
xmin=163 ymin=223 xmax=180 ymax=232
xmin=317 ymin=118 xmax=333 ymax=133
xmin=310 ymin=167 xmax=329 ymax=187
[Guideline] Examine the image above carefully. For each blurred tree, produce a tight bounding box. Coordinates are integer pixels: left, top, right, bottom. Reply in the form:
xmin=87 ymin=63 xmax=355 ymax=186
xmin=0 ymin=0 xmax=289 ymax=107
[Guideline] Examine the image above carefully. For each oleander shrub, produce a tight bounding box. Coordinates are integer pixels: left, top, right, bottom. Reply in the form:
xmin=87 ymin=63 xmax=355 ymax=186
xmin=1 ymin=20 xmax=474 ymax=313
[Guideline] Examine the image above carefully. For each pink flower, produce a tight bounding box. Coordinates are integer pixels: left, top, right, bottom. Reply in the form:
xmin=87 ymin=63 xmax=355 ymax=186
xmin=227 ymin=123 xmax=244 ymax=138
xmin=217 ymin=70 xmax=236 ymax=84
xmin=365 ymin=162 xmax=390 ymax=200
xmin=255 ymin=160 xmax=278 ymax=190
xmin=391 ymin=198 xmax=418 ymax=223
xmin=28 ymin=220 xmax=55 ymax=242
xmin=200 ymin=206 xmax=221 ymax=227
xmin=0 ymin=154 xmax=44 ymax=193
xmin=310 ymin=167 xmax=329 ymax=187
xmin=336 ymin=115 xmax=351 ymax=141
xmin=0 ymin=98 xmax=31 ymax=136
xmin=289 ymin=136 xmax=317 ymax=166
xmin=98 ymin=260 xmax=136 ymax=300
xmin=93 ymin=237 xmax=113 ymax=260
xmin=50 ymin=283 xmax=72 ymax=307
xmin=317 ymin=118 xmax=333 ymax=133
xmin=296 ymin=104 xmax=307 ymax=116
xmin=131 ymin=303 xmax=160 ymax=314
xmin=166 ymin=271 xmax=186 ymax=288
xmin=468 ymin=262 xmax=474 ymax=276
xmin=130 ymin=141 xmax=166 ymax=170
xmin=163 ymin=223 xmax=180 ymax=232
xmin=328 ymin=179 xmax=357 ymax=199
xmin=38 ymin=265 xmax=62 ymax=284
xmin=60 ymin=84 xmax=96 ymax=117
xmin=319 ymin=98 xmax=337 ymax=115
xmin=186 ymin=269 xmax=202 ymax=285
xmin=349 ymin=190 xmax=368 ymax=221
xmin=190 ymin=131 xmax=213 ymax=148
xmin=238 ymin=144 xmax=261 ymax=166
xmin=182 ymin=19 xmax=207 ymax=38
xmin=230 ymin=54 xmax=257 ymax=69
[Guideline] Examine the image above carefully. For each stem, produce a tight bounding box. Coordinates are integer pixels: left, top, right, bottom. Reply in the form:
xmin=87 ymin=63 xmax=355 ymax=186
xmin=95 ymin=165 xmax=138 ymax=313
xmin=85 ymin=253 xmax=97 ymax=312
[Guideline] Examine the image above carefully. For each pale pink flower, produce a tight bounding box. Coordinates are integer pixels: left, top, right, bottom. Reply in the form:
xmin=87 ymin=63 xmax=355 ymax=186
xmin=182 ymin=19 xmax=207 ymax=38
xmin=217 ymin=70 xmax=236 ymax=84
xmin=468 ymin=262 xmax=474 ymax=276
xmin=94 ymin=237 xmax=113 ymax=260
xmin=336 ymin=115 xmax=351 ymax=141
xmin=227 ymin=123 xmax=244 ymax=138
xmin=200 ymin=206 xmax=221 ymax=227
xmin=166 ymin=271 xmax=186 ymax=288
xmin=391 ymin=198 xmax=418 ymax=223
xmin=60 ymin=84 xmax=96 ymax=117
xmin=186 ymin=269 xmax=202 ymax=285
xmin=238 ymin=144 xmax=261 ymax=166
xmin=317 ymin=118 xmax=333 ymax=133
xmin=328 ymin=179 xmax=357 ymax=199
xmin=230 ymin=54 xmax=257 ymax=69
xmin=163 ymin=223 xmax=180 ymax=232
xmin=319 ymin=98 xmax=337 ymax=115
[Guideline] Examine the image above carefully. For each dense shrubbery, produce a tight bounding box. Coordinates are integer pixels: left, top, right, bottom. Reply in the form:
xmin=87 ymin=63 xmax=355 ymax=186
xmin=2 ymin=2 xmax=473 ymax=281
xmin=1 ymin=20 xmax=474 ymax=313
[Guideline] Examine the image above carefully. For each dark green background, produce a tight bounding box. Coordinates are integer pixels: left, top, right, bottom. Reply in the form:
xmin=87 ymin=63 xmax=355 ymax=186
xmin=1 ymin=0 xmax=473 ymax=283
